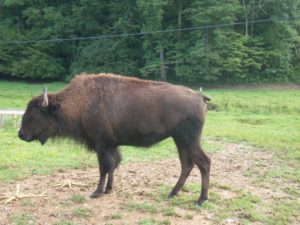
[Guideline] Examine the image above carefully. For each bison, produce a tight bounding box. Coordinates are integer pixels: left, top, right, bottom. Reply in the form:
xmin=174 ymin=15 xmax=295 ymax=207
xmin=18 ymin=73 xmax=211 ymax=205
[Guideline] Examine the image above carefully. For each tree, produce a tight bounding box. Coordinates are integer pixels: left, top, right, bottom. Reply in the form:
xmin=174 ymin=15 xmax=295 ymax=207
xmin=0 ymin=0 xmax=299 ymax=83
xmin=70 ymin=0 xmax=142 ymax=78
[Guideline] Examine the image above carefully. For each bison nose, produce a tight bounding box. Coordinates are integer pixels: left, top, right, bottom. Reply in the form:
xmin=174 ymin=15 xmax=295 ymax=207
xmin=18 ymin=130 xmax=24 ymax=140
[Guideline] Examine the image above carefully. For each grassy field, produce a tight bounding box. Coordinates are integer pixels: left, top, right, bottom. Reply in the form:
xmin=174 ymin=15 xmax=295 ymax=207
xmin=0 ymin=80 xmax=299 ymax=225
xmin=205 ymin=88 xmax=300 ymax=155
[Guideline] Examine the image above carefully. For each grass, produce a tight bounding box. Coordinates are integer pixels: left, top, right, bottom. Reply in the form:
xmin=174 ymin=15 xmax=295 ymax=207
xmin=266 ymin=199 xmax=300 ymax=225
xmin=162 ymin=207 xmax=179 ymax=217
xmin=141 ymin=176 xmax=299 ymax=224
xmin=129 ymin=182 xmax=268 ymax=224
xmin=0 ymin=131 xmax=97 ymax=182
xmin=9 ymin=213 xmax=33 ymax=225
xmin=138 ymin=218 xmax=171 ymax=225
xmin=185 ymin=214 xmax=194 ymax=220
xmin=72 ymin=207 xmax=93 ymax=218
xmin=70 ymin=195 xmax=86 ymax=204
xmin=147 ymin=182 xmax=291 ymax=225
xmin=124 ymin=201 xmax=160 ymax=214
xmin=204 ymin=88 xmax=300 ymax=156
xmin=109 ymin=213 xmax=123 ymax=220
xmin=54 ymin=221 xmax=77 ymax=225
xmin=0 ymin=80 xmax=64 ymax=109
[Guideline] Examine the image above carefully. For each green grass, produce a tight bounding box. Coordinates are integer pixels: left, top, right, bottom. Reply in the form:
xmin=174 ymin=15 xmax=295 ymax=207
xmin=0 ymin=129 xmax=97 ymax=182
xmin=138 ymin=218 xmax=170 ymax=225
xmin=70 ymin=195 xmax=86 ymax=204
xmin=167 ymin=182 xmax=298 ymax=224
xmin=54 ymin=221 xmax=77 ymax=225
xmin=162 ymin=207 xmax=179 ymax=217
xmin=72 ymin=207 xmax=93 ymax=218
xmin=0 ymin=80 xmax=65 ymax=109
xmin=124 ymin=201 xmax=160 ymax=214
xmin=137 ymin=182 xmax=271 ymax=224
xmin=204 ymin=88 xmax=300 ymax=155
xmin=9 ymin=213 xmax=33 ymax=225
xmin=149 ymin=182 xmax=296 ymax=225
xmin=105 ymin=213 xmax=123 ymax=220
xmin=265 ymin=199 xmax=300 ymax=225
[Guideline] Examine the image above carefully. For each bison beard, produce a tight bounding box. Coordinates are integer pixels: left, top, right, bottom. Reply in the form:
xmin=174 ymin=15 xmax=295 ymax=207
xmin=18 ymin=73 xmax=211 ymax=205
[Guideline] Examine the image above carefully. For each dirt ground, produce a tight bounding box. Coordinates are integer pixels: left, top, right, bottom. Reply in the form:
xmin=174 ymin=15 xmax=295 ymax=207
xmin=0 ymin=142 xmax=298 ymax=225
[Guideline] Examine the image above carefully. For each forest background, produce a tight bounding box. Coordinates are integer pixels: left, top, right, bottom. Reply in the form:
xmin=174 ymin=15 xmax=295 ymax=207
xmin=0 ymin=0 xmax=299 ymax=83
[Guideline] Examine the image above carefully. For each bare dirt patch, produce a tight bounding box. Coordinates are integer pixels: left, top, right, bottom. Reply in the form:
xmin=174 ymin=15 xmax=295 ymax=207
xmin=0 ymin=142 xmax=298 ymax=225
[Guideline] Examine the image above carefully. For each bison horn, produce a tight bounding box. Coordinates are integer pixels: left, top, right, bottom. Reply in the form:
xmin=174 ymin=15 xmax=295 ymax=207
xmin=42 ymin=86 xmax=49 ymax=107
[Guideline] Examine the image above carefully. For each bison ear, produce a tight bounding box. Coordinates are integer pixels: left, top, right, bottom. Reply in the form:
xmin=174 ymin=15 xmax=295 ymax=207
xmin=48 ymin=103 xmax=60 ymax=113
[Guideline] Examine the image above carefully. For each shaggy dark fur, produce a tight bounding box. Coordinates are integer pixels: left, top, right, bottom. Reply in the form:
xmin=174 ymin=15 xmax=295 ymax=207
xmin=18 ymin=73 xmax=211 ymax=205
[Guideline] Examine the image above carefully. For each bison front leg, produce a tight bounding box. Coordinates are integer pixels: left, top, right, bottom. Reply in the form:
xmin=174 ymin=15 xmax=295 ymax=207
xmin=90 ymin=152 xmax=107 ymax=198
xmin=104 ymin=148 xmax=121 ymax=194
xmin=90 ymin=148 xmax=121 ymax=198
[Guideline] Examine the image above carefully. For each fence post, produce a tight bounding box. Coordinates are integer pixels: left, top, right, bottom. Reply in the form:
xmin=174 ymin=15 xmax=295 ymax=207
xmin=0 ymin=114 xmax=3 ymax=128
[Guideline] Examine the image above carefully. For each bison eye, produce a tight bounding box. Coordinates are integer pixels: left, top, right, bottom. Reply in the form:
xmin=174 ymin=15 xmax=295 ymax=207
xmin=27 ymin=110 xmax=44 ymax=120
xmin=48 ymin=103 xmax=60 ymax=113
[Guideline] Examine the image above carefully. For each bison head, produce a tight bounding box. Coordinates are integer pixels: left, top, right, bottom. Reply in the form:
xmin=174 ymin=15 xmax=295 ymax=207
xmin=18 ymin=87 xmax=60 ymax=145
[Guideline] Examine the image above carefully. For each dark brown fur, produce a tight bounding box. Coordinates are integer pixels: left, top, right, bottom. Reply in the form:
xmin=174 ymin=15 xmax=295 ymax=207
xmin=18 ymin=73 xmax=211 ymax=205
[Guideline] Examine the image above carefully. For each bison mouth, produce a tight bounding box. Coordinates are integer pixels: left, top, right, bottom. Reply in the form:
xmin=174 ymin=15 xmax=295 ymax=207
xmin=18 ymin=130 xmax=35 ymax=142
xmin=24 ymin=136 xmax=35 ymax=142
xmin=25 ymin=135 xmax=47 ymax=145
xmin=18 ymin=130 xmax=48 ymax=145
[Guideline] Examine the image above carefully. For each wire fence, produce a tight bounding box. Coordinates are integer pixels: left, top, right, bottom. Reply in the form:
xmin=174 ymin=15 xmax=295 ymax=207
xmin=0 ymin=16 xmax=298 ymax=45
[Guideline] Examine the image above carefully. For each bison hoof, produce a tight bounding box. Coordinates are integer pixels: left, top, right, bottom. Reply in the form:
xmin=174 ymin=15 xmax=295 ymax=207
xmin=196 ymin=198 xmax=207 ymax=206
xmin=89 ymin=191 xmax=103 ymax=198
xmin=105 ymin=189 xmax=112 ymax=194
xmin=168 ymin=192 xmax=177 ymax=199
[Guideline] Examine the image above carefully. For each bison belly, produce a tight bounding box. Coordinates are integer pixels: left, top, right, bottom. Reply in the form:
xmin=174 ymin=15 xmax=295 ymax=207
xmin=110 ymin=92 xmax=196 ymax=147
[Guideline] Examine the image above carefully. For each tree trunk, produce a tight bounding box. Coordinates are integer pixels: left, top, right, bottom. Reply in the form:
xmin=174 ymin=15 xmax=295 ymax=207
xmin=242 ymin=0 xmax=249 ymax=36
xmin=175 ymin=2 xmax=182 ymax=77
xmin=160 ymin=48 xmax=166 ymax=81
xmin=178 ymin=3 xmax=182 ymax=31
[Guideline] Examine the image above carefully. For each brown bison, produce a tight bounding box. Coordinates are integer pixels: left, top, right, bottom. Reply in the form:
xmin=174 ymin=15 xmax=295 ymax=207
xmin=18 ymin=73 xmax=211 ymax=205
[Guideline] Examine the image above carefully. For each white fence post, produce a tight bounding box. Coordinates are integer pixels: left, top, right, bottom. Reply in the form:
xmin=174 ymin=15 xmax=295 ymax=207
xmin=0 ymin=110 xmax=24 ymax=128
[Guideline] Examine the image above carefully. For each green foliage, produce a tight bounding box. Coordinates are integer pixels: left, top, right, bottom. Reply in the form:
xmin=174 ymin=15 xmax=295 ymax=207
xmin=0 ymin=0 xmax=299 ymax=82
xmin=69 ymin=38 xmax=141 ymax=79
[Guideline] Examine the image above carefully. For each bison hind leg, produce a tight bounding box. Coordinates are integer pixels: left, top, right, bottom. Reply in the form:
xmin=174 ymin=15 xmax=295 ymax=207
xmin=171 ymin=118 xmax=210 ymax=205
xmin=191 ymin=144 xmax=211 ymax=205
xmin=168 ymin=138 xmax=194 ymax=198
